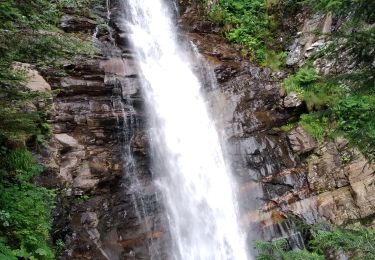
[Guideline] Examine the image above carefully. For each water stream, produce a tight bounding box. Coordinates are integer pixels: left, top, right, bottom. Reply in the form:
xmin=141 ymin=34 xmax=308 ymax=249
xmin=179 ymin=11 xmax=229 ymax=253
xmin=121 ymin=0 xmax=249 ymax=259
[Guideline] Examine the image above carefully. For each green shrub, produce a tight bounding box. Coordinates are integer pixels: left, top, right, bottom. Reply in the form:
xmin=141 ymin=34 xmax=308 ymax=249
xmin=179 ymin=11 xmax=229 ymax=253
xmin=209 ymin=0 xmax=287 ymax=66
xmin=332 ymin=95 xmax=375 ymax=159
xmin=0 ymin=149 xmax=55 ymax=259
xmin=0 ymin=88 xmax=51 ymax=144
xmin=0 ymin=184 xmax=55 ymax=260
xmin=0 ymin=149 xmax=43 ymax=182
xmin=284 ymin=67 xmax=319 ymax=94
xmin=312 ymin=228 xmax=375 ymax=259
xmin=0 ymin=0 xmax=60 ymax=30
xmin=302 ymin=0 xmax=375 ymax=23
xmin=255 ymin=239 xmax=324 ymax=260
xmin=299 ymin=113 xmax=329 ymax=140
xmin=256 ymin=227 xmax=375 ymax=260
xmin=0 ymin=236 xmax=16 ymax=259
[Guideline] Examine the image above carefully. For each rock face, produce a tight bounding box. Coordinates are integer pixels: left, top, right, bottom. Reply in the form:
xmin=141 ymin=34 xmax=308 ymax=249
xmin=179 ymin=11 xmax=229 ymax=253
xmin=287 ymin=126 xmax=317 ymax=154
xmin=38 ymin=2 xmax=168 ymax=259
xmin=286 ymin=13 xmax=332 ymax=66
xmin=180 ymin=3 xmax=375 ymax=252
xmin=38 ymin=1 xmax=375 ymax=259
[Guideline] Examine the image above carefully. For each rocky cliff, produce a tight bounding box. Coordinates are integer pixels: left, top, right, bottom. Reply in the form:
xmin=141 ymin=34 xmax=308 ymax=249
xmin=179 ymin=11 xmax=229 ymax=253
xmin=180 ymin=3 xmax=375 ymax=252
xmin=33 ymin=0 xmax=374 ymax=259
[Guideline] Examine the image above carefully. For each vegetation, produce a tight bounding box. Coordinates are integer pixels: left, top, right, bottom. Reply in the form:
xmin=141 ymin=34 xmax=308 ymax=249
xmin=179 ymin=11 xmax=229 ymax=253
xmin=256 ymin=227 xmax=375 ymax=259
xmin=0 ymin=0 xmax=100 ymax=258
xmin=0 ymin=147 xmax=55 ymax=259
xmin=276 ymin=0 xmax=374 ymax=160
xmin=0 ymin=0 xmax=99 ymax=85
xmin=255 ymin=239 xmax=323 ymax=260
xmin=208 ymin=0 xmax=291 ymax=69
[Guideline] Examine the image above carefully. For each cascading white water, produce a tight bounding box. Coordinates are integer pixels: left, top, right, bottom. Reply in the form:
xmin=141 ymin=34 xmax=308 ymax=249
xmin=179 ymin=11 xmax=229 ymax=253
xmin=122 ymin=0 xmax=249 ymax=259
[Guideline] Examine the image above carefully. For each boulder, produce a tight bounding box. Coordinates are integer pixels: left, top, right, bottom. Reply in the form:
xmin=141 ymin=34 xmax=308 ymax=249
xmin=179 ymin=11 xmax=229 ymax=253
xmin=12 ymin=62 xmax=51 ymax=92
xmin=55 ymin=133 xmax=80 ymax=148
xmin=287 ymin=126 xmax=318 ymax=154
xmin=283 ymin=92 xmax=302 ymax=108
xmin=73 ymin=163 xmax=99 ymax=190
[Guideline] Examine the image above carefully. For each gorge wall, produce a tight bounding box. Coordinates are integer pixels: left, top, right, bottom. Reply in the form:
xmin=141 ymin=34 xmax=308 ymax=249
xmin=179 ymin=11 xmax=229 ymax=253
xmin=34 ymin=0 xmax=375 ymax=259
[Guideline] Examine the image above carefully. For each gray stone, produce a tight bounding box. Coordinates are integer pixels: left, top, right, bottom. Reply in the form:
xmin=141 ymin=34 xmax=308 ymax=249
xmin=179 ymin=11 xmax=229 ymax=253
xmin=287 ymin=126 xmax=318 ymax=154
xmin=283 ymin=92 xmax=302 ymax=108
xmin=12 ymin=62 xmax=51 ymax=92
xmin=55 ymin=134 xmax=80 ymax=148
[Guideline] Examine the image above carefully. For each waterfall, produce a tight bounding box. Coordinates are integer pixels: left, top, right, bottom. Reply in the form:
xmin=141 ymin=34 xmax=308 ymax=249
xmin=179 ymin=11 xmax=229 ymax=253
xmin=121 ymin=0 xmax=249 ymax=259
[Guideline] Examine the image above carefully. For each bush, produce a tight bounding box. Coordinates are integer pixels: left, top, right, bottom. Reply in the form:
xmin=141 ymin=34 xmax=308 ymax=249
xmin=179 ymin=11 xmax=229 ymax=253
xmin=299 ymin=113 xmax=329 ymax=140
xmin=332 ymin=95 xmax=375 ymax=159
xmin=0 ymin=88 xmax=51 ymax=145
xmin=209 ymin=0 xmax=286 ymax=66
xmin=255 ymin=239 xmax=324 ymax=260
xmin=0 ymin=148 xmax=55 ymax=259
xmin=255 ymin=227 xmax=375 ymax=260
xmin=0 ymin=184 xmax=55 ymax=260
xmin=0 ymin=149 xmax=43 ymax=182
xmin=311 ymin=228 xmax=375 ymax=259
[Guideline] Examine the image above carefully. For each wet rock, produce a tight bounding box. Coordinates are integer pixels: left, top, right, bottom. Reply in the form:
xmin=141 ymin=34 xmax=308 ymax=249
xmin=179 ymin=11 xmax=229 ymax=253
xmin=287 ymin=126 xmax=318 ymax=154
xmin=60 ymin=77 xmax=112 ymax=96
xmin=100 ymin=58 xmax=138 ymax=77
xmin=60 ymin=15 xmax=96 ymax=32
xmin=296 ymin=143 xmax=375 ymax=225
xmin=81 ymin=212 xmax=99 ymax=228
xmin=132 ymin=132 xmax=149 ymax=156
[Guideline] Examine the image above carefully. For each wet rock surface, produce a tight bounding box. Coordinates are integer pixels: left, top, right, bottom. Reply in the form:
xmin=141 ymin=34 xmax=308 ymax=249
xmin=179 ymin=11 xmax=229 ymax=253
xmin=37 ymin=1 xmax=168 ymax=259
xmin=181 ymin=3 xmax=375 ymax=251
xmin=37 ymin=1 xmax=375 ymax=258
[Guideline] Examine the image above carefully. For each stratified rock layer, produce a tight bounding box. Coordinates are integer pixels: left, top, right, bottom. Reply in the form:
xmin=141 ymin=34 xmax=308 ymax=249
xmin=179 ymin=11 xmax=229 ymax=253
xmin=180 ymin=3 xmax=375 ymax=250
xmin=38 ymin=1 xmax=375 ymax=259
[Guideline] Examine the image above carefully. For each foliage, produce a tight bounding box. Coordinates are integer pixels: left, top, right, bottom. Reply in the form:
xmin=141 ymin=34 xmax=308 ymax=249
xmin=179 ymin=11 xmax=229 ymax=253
xmin=255 ymin=239 xmax=324 ymax=260
xmin=209 ymin=0 xmax=291 ymax=67
xmin=0 ymin=0 xmax=99 ymax=85
xmin=284 ymin=67 xmax=319 ymax=94
xmin=0 ymin=184 xmax=55 ymax=260
xmin=0 ymin=0 xmax=60 ymax=30
xmin=302 ymin=0 xmax=375 ymax=23
xmin=283 ymin=66 xmax=347 ymax=110
xmin=256 ymin=227 xmax=375 ymax=260
xmin=299 ymin=113 xmax=329 ymax=140
xmin=332 ymin=95 xmax=375 ymax=159
xmin=57 ymin=0 xmax=102 ymax=15
xmin=0 ymin=149 xmax=43 ymax=182
xmin=0 ymin=0 xmax=102 ymax=30
xmin=0 ymin=236 xmax=17 ymax=260
xmin=0 ymin=148 xmax=55 ymax=259
xmin=274 ymin=122 xmax=298 ymax=132
xmin=0 ymin=0 xmax=100 ymax=258
xmin=311 ymin=228 xmax=375 ymax=259
xmin=0 ymin=30 xmax=98 ymax=84
xmin=0 ymin=87 xmax=52 ymax=144
xmin=284 ymin=66 xmax=373 ymax=159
